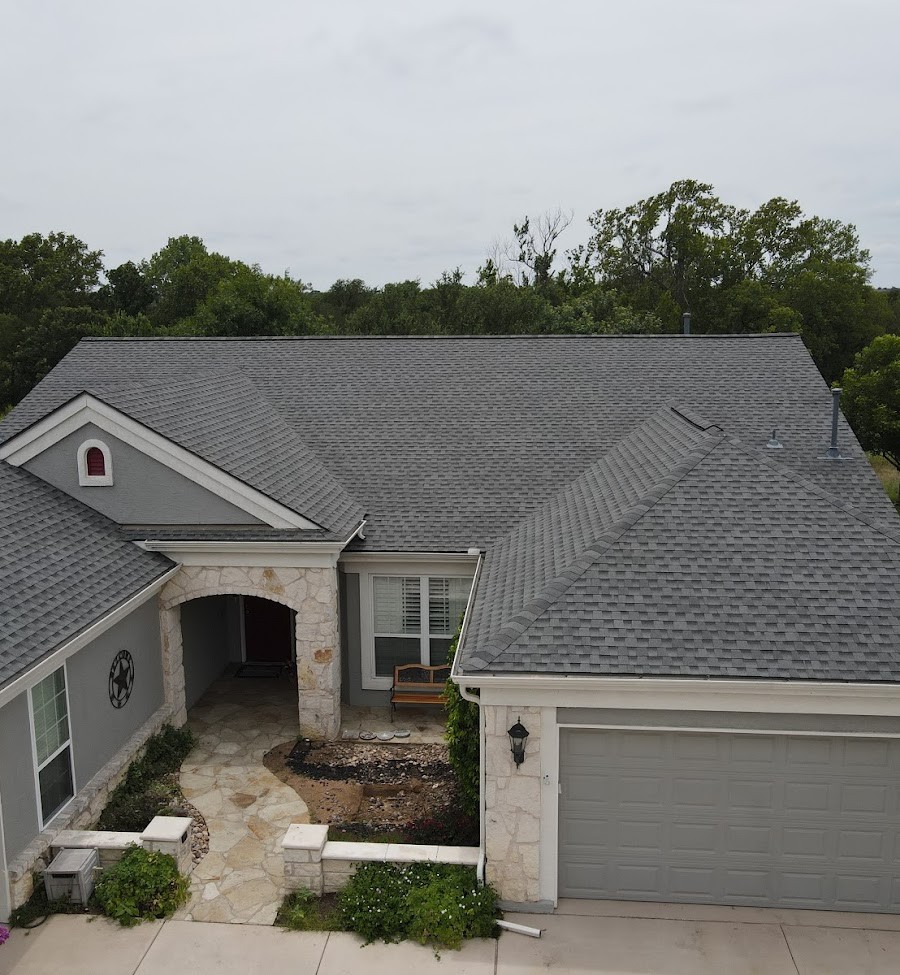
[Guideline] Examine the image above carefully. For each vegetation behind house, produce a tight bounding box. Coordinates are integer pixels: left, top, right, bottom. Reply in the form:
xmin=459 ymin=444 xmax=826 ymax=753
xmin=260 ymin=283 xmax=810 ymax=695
xmin=2 ymin=180 xmax=898 ymax=416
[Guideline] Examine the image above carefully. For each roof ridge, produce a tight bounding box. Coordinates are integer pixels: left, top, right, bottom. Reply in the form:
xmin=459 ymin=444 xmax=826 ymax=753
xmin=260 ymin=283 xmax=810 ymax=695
xmin=465 ymin=427 xmax=725 ymax=672
xmin=725 ymin=436 xmax=900 ymax=547
xmin=75 ymin=332 xmax=806 ymax=343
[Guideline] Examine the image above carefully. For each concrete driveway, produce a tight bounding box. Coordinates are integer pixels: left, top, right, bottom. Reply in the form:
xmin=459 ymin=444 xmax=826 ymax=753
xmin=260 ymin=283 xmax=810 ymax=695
xmin=4 ymin=901 xmax=900 ymax=974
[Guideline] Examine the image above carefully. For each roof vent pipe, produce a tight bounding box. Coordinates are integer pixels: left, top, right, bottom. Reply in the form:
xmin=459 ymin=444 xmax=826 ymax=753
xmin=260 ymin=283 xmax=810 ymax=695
xmin=823 ymin=387 xmax=844 ymax=461
xmin=682 ymin=312 xmax=691 ymax=335
xmin=766 ymin=429 xmax=783 ymax=449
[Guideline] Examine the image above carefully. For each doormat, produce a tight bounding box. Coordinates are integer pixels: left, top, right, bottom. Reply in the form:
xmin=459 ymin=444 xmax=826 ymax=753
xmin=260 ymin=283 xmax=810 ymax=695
xmin=235 ymin=662 xmax=288 ymax=678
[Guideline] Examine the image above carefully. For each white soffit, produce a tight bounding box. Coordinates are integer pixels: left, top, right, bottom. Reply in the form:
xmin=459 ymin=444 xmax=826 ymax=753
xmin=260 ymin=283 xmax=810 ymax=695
xmin=0 ymin=394 xmax=320 ymax=531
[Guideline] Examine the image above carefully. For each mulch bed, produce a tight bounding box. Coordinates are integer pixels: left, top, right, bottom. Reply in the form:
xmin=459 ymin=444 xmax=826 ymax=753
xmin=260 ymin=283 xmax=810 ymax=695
xmin=264 ymin=739 xmax=475 ymax=843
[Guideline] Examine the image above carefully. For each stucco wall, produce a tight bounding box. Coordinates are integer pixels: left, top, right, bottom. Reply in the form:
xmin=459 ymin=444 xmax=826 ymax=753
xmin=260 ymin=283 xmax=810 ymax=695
xmin=181 ymin=595 xmax=235 ymax=709
xmin=0 ymin=694 xmax=39 ymax=861
xmin=339 ymin=570 xmax=389 ymax=708
xmin=24 ymin=422 xmax=261 ymax=525
xmin=67 ymin=597 xmax=165 ymax=788
xmin=483 ymin=704 xmax=543 ymax=904
xmin=161 ymin=565 xmax=341 ymax=737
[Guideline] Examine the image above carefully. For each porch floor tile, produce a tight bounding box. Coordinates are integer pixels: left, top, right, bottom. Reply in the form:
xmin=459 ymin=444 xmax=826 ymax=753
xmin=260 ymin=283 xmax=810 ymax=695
xmin=176 ymin=675 xmax=310 ymax=924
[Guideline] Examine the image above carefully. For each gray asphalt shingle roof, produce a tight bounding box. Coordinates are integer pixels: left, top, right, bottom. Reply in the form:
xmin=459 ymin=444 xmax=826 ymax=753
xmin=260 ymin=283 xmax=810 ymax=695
xmin=459 ymin=411 xmax=900 ymax=681
xmin=1 ymin=335 xmax=896 ymax=551
xmin=82 ymin=372 xmax=364 ymax=539
xmin=0 ymin=463 xmax=174 ymax=690
xmin=2 ymin=334 xmax=898 ymax=686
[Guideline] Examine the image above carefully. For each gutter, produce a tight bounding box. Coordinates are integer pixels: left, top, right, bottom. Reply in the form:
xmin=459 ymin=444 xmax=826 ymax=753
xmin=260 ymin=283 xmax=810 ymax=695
xmin=449 ymin=552 xmax=486 ymax=882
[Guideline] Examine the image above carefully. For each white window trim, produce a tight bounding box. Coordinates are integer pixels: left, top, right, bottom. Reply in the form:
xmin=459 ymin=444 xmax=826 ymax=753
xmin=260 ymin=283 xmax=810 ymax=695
xmin=27 ymin=664 xmax=77 ymax=829
xmin=77 ymin=438 xmax=113 ymax=486
xmin=359 ymin=561 xmax=475 ymax=690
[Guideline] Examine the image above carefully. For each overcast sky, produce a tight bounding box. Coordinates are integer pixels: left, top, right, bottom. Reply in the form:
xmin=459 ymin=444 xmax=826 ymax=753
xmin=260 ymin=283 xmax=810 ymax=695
xmin=2 ymin=0 xmax=898 ymax=288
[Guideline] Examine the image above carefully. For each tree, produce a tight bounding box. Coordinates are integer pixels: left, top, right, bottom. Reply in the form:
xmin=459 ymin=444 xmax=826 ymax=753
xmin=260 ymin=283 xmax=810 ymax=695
xmin=573 ymin=180 xmax=882 ymax=380
xmin=0 ymin=232 xmax=103 ymax=317
xmin=507 ymin=208 xmax=573 ymax=289
xmin=142 ymin=236 xmax=239 ymax=327
xmin=98 ymin=261 xmax=157 ymax=316
xmin=0 ymin=233 xmax=107 ymax=407
xmin=188 ymin=266 xmax=325 ymax=337
xmin=842 ymin=334 xmax=900 ymax=471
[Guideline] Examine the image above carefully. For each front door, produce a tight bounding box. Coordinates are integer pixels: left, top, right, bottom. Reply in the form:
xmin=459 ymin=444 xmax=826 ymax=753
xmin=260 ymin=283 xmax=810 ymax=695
xmin=243 ymin=596 xmax=293 ymax=663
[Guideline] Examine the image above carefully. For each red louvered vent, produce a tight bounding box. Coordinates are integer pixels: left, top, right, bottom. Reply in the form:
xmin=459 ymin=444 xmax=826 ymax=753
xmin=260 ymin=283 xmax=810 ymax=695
xmin=86 ymin=447 xmax=106 ymax=477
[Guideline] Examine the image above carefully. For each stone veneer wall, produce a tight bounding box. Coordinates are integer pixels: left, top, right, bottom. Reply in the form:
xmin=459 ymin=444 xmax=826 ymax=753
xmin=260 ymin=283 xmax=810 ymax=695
xmin=282 ymin=824 xmax=480 ymax=896
xmin=483 ymin=704 xmax=543 ymax=903
xmin=6 ymin=704 xmax=170 ymax=909
xmin=160 ymin=565 xmax=341 ymax=738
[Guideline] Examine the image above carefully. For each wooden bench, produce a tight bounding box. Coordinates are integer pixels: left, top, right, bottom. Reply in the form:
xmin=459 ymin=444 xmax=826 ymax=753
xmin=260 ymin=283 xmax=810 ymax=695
xmin=390 ymin=664 xmax=451 ymax=720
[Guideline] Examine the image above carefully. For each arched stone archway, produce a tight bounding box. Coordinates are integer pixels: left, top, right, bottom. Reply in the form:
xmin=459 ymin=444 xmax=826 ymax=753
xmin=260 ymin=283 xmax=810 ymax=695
xmin=159 ymin=565 xmax=340 ymax=738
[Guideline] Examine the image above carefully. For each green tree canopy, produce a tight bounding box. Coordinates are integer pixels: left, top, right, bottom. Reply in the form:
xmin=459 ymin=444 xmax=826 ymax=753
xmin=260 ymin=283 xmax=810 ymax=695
xmin=842 ymin=334 xmax=900 ymax=471
xmin=571 ymin=180 xmax=882 ymax=380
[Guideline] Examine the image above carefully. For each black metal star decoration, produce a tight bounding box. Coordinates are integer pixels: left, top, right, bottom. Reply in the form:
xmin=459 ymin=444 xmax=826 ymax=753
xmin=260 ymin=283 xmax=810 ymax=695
xmin=109 ymin=649 xmax=135 ymax=708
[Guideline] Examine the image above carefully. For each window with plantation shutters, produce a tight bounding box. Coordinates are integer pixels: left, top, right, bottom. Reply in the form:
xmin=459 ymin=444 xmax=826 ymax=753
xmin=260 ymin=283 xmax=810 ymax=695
xmin=370 ymin=573 xmax=473 ymax=680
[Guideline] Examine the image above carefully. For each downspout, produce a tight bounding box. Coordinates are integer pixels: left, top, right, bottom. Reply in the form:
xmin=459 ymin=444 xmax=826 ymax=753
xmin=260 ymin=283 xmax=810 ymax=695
xmin=450 ymin=551 xmax=486 ymax=883
xmin=0 ymin=787 xmax=9 ymax=922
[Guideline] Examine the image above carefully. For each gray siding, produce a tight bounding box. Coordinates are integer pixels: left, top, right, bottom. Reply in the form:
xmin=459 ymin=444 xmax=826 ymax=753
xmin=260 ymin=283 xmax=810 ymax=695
xmin=182 ymin=596 xmax=240 ymax=710
xmin=339 ymin=570 xmax=389 ymax=708
xmin=0 ymin=695 xmax=39 ymax=861
xmin=24 ymin=422 xmax=262 ymax=525
xmin=67 ymin=598 xmax=165 ymax=790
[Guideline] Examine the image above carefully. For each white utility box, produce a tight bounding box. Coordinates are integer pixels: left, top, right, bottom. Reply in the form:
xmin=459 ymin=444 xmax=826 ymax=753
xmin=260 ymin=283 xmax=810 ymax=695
xmin=44 ymin=847 xmax=99 ymax=904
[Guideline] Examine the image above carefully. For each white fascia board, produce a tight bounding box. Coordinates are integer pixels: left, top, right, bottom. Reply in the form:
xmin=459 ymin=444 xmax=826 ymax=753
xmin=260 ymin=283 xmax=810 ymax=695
xmin=339 ymin=551 xmax=480 ymax=567
xmin=454 ymin=674 xmax=900 ymax=717
xmin=0 ymin=565 xmax=181 ymax=710
xmin=0 ymin=395 xmax=320 ymax=531
xmin=137 ymin=521 xmax=365 ymax=568
xmin=137 ymin=540 xmax=344 ymax=568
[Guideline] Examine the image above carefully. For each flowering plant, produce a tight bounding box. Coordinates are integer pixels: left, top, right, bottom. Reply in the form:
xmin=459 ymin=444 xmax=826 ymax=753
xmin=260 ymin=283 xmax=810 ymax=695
xmin=0 ymin=924 xmax=9 ymax=946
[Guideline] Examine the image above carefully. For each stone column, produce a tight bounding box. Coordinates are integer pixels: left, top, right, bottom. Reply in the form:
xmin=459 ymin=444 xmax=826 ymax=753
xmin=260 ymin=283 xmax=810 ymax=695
xmin=483 ymin=704 xmax=542 ymax=903
xmin=295 ymin=567 xmax=341 ymax=740
xmin=159 ymin=564 xmax=343 ymax=741
xmin=159 ymin=602 xmax=187 ymax=726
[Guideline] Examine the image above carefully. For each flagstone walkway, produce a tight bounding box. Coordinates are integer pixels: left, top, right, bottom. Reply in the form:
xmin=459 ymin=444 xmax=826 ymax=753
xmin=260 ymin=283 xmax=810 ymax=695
xmin=175 ymin=676 xmax=310 ymax=924
xmin=173 ymin=674 xmax=448 ymax=924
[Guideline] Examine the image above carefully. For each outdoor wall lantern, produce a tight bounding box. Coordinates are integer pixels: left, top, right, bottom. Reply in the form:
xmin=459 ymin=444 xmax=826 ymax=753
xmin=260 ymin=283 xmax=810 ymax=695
xmin=507 ymin=717 xmax=529 ymax=767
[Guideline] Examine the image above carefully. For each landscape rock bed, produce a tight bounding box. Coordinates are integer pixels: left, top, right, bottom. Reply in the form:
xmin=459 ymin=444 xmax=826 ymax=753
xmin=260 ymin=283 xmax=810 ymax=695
xmin=265 ymin=739 xmax=469 ymax=838
xmin=286 ymin=739 xmax=453 ymax=784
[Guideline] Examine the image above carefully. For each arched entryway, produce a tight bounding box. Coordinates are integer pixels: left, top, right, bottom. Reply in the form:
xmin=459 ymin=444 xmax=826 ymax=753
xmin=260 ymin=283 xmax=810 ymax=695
xmin=159 ymin=564 xmax=341 ymax=739
xmin=179 ymin=595 xmax=298 ymax=710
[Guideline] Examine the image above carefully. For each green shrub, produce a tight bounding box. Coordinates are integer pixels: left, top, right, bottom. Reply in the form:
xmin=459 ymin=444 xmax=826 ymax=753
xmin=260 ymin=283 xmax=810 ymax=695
xmin=276 ymin=889 xmax=341 ymax=931
xmin=407 ymin=875 xmax=497 ymax=949
xmin=336 ymin=861 xmax=497 ymax=949
xmin=97 ymin=724 xmax=195 ymax=831
xmin=337 ymin=861 xmax=412 ymax=943
xmin=139 ymin=725 xmax=196 ymax=780
xmin=444 ymin=627 xmax=480 ymax=818
xmin=94 ymin=847 xmax=189 ymax=926
xmin=98 ymin=781 xmax=174 ymax=832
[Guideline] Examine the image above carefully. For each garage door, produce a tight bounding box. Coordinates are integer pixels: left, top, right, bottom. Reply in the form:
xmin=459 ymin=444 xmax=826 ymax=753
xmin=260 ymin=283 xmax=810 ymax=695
xmin=559 ymin=729 xmax=900 ymax=911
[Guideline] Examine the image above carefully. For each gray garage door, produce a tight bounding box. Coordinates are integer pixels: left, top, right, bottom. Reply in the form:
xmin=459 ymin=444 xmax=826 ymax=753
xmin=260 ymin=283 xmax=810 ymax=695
xmin=559 ymin=729 xmax=900 ymax=911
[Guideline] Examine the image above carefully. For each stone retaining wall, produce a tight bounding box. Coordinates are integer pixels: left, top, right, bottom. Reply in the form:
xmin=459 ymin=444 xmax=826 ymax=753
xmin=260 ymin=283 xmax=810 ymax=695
xmin=160 ymin=565 xmax=341 ymax=738
xmin=282 ymin=824 xmax=480 ymax=896
xmin=7 ymin=704 xmax=171 ymax=908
